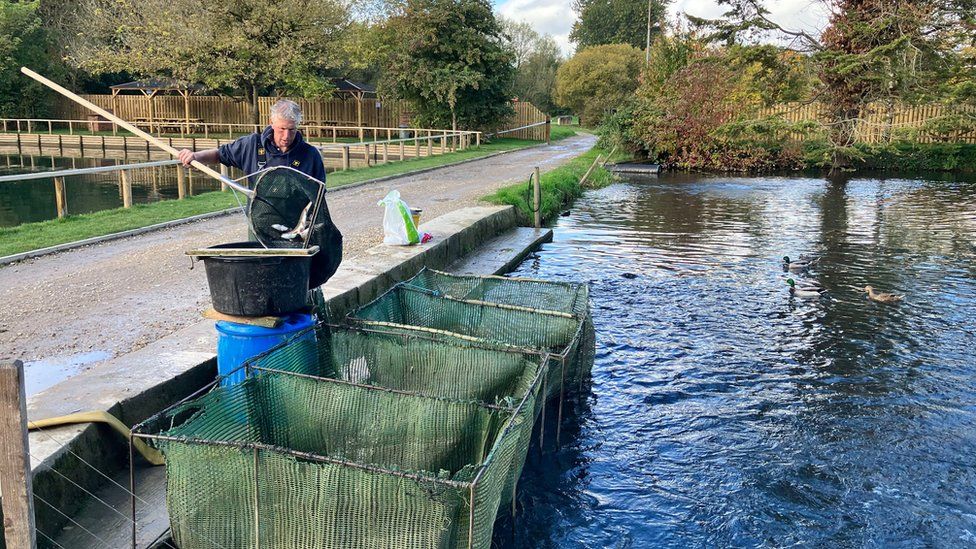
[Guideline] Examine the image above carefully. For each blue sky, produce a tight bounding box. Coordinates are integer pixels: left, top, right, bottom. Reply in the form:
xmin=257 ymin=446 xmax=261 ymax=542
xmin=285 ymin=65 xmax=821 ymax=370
xmin=492 ymin=0 xmax=831 ymax=56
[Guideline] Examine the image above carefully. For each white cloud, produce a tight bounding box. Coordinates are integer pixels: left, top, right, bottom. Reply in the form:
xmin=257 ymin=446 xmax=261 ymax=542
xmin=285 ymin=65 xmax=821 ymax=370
xmin=495 ymin=0 xmax=832 ymax=57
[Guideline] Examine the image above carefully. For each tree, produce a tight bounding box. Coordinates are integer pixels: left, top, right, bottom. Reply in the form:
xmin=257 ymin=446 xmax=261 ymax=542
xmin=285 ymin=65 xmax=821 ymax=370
xmin=0 ymin=1 xmax=51 ymax=116
xmin=380 ymin=0 xmax=515 ymax=130
xmin=514 ymin=35 xmax=562 ymax=113
xmin=554 ymin=43 xmax=642 ymax=125
xmin=570 ymin=0 xmax=669 ymax=49
xmin=62 ymin=0 xmax=349 ymax=124
xmin=500 ymin=17 xmax=564 ymax=113
xmin=698 ymin=0 xmax=976 ymax=168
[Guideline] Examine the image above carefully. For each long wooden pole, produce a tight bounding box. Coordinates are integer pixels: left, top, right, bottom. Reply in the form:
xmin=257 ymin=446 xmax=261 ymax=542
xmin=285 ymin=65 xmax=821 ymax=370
xmin=0 ymin=360 xmax=36 ymax=549
xmin=19 ymin=67 xmax=253 ymax=198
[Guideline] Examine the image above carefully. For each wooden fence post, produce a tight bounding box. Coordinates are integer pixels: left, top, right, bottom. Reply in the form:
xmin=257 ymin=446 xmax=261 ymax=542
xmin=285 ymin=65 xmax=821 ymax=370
xmin=533 ymin=166 xmax=541 ymax=229
xmin=176 ymin=165 xmax=187 ymax=199
xmin=399 ymin=141 xmax=405 ymax=161
xmin=121 ymin=170 xmax=132 ymax=207
xmin=364 ymin=144 xmax=371 ymax=166
xmin=342 ymin=146 xmax=350 ymax=171
xmin=220 ymin=164 xmax=229 ymax=191
xmin=383 ymin=143 xmax=388 ymax=164
xmin=426 ymin=133 xmax=433 ymax=157
xmin=0 ymin=360 xmax=37 ymax=549
xmin=54 ymin=177 xmax=67 ymax=218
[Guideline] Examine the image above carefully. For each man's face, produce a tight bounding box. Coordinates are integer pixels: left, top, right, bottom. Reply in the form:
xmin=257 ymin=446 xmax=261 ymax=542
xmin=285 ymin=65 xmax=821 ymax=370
xmin=271 ymin=118 xmax=298 ymax=152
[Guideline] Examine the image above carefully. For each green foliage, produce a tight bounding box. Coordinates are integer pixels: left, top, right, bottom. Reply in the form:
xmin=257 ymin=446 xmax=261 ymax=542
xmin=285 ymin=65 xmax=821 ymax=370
xmin=380 ymin=0 xmax=515 ymax=130
xmin=570 ymin=0 xmax=668 ymax=49
xmin=0 ymin=1 xmax=51 ymax=117
xmin=554 ymin=44 xmax=643 ymax=126
xmin=61 ymin=0 xmax=349 ymax=123
xmin=801 ymin=140 xmax=976 ymax=172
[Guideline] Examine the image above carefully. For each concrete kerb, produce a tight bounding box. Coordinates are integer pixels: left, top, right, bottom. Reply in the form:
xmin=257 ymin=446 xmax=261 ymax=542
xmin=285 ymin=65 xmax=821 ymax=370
xmin=0 ymin=141 xmax=548 ymax=267
xmin=19 ymin=204 xmax=522 ymax=542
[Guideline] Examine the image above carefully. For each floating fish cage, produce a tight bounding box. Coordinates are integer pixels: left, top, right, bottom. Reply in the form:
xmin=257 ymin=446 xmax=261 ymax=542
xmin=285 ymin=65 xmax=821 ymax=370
xmin=402 ymin=268 xmax=590 ymax=319
xmin=246 ymin=323 xmax=551 ymax=410
xmin=133 ymin=361 xmax=544 ymax=549
xmin=345 ymin=274 xmax=595 ymax=404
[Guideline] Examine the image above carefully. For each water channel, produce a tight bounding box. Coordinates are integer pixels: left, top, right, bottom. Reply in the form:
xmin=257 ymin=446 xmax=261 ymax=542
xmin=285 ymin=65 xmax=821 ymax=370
xmin=500 ymin=171 xmax=976 ymax=547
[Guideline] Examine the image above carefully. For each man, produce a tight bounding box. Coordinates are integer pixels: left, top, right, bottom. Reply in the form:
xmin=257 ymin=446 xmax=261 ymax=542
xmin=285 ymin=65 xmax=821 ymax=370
xmin=179 ymin=100 xmax=342 ymax=289
xmin=178 ymin=99 xmax=326 ymax=181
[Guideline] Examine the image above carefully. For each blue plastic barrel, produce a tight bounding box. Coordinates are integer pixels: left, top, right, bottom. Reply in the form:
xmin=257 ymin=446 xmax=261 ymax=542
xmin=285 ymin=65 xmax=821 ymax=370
xmin=215 ymin=313 xmax=316 ymax=386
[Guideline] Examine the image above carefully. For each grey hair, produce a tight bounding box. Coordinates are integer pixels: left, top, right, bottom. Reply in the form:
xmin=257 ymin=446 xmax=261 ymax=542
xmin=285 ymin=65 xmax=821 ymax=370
xmin=269 ymin=99 xmax=303 ymax=125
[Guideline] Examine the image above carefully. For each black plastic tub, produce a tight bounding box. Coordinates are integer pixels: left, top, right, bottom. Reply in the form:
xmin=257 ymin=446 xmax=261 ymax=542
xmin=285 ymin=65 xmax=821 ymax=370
xmin=199 ymin=242 xmax=312 ymax=317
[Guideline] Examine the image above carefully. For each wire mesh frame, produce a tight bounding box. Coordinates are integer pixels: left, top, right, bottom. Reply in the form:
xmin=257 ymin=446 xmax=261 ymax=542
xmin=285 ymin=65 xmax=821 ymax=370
xmin=346 ymin=282 xmax=594 ymax=444
xmin=242 ymin=320 xmax=552 ymax=403
xmin=245 ymin=165 xmax=328 ymax=250
xmin=402 ymin=267 xmax=590 ymax=321
xmin=129 ymin=357 xmax=547 ymax=549
xmin=240 ymin=319 xmax=558 ymax=455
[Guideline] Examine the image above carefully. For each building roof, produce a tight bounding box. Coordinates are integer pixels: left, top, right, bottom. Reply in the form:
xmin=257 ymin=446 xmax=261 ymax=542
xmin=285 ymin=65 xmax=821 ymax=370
xmin=332 ymin=78 xmax=376 ymax=96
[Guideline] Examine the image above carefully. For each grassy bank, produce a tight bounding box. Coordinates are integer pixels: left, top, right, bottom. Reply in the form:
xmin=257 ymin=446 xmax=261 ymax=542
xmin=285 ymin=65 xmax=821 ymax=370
xmin=484 ymin=143 xmax=625 ymax=225
xmin=0 ymin=131 xmax=578 ymax=259
xmin=0 ymin=191 xmax=241 ymax=257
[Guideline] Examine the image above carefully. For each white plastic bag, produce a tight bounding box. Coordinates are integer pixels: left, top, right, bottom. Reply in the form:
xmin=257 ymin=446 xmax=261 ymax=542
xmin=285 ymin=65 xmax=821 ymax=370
xmin=378 ymin=190 xmax=420 ymax=245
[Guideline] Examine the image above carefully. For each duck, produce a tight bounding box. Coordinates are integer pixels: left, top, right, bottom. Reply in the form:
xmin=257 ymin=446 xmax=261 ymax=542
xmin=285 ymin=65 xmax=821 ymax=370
xmin=787 ymin=278 xmax=825 ymax=299
xmin=783 ymin=255 xmax=817 ymax=273
xmin=864 ymin=285 xmax=904 ymax=303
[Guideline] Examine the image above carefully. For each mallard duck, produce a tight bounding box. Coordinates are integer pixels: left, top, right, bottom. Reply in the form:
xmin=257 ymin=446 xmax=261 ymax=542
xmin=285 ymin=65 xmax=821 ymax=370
xmin=783 ymin=255 xmax=817 ymax=273
xmin=864 ymin=285 xmax=903 ymax=303
xmin=787 ymin=278 xmax=824 ymax=299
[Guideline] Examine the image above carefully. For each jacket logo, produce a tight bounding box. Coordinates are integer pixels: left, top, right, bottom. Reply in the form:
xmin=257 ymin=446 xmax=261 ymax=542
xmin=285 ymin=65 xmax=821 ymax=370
xmin=257 ymin=148 xmax=265 ymax=155
xmin=292 ymin=160 xmax=301 ymax=167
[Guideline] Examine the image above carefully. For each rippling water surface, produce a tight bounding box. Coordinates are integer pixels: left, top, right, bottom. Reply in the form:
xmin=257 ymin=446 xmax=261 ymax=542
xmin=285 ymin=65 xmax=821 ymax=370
xmin=499 ymin=172 xmax=976 ymax=548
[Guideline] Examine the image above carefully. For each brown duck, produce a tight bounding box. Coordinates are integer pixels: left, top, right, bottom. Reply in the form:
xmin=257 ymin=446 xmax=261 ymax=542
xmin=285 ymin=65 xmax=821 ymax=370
xmin=864 ymin=285 xmax=904 ymax=303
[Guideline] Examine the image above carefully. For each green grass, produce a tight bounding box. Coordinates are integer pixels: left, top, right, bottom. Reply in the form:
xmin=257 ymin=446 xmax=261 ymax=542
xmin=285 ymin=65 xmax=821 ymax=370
xmin=0 ymin=191 xmax=239 ymax=257
xmin=484 ymin=143 xmax=626 ymax=225
xmin=1 ymin=134 xmax=573 ymax=258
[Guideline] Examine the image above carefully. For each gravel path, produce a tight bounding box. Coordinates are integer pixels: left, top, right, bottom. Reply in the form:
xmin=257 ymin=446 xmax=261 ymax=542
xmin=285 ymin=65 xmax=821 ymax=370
xmin=1 ymin=133 xmax=596 ymax=394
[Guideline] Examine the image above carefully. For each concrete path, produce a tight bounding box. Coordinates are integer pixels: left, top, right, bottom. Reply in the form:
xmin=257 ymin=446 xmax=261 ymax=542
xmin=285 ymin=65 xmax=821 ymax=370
xmin=0 ymin=133 xmax=596 ymax=394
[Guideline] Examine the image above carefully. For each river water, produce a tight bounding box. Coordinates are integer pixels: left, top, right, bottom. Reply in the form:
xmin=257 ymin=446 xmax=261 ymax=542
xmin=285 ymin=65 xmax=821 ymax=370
xmin=501 ymin=172 xmax=976 ymax=547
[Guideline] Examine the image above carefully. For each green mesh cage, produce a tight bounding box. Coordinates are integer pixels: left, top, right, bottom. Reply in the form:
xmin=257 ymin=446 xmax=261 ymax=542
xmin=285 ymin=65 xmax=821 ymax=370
xmin=243 ymin=323 xmax=548 ymax=409
xmin=345 ymin=284 xmax=594 ymax=403
xmin=403 ymin=268 xmax=590 ymax=320
xmin=133 ymin=367 xmax=542 ymax=549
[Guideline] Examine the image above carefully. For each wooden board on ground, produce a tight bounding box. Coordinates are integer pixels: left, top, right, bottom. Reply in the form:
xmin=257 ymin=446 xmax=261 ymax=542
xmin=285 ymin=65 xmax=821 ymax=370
xmin=202 ymin=307 xmax=284 ymax=328
xmin=448 ymin=227 xmax=552 ymax=276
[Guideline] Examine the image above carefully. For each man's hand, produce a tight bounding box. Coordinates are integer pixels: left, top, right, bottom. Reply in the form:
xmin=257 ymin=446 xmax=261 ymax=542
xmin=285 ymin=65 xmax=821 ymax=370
xmin=177 ymin=149 xmax=196 ymax=166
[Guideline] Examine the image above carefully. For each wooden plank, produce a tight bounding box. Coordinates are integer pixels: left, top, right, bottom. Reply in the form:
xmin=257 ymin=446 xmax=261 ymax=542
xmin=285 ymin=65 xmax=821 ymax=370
xmin=0 ymin=360 xmax=37 ymax=549
xmin=202 ymin=308 xmax=283 ymax=328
